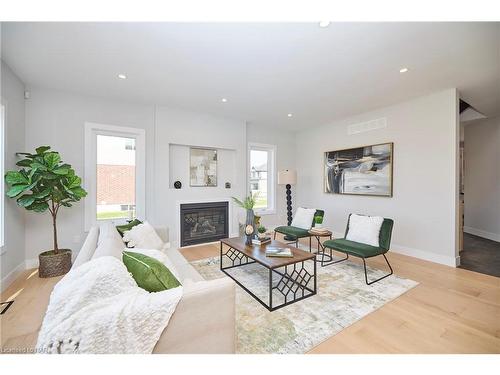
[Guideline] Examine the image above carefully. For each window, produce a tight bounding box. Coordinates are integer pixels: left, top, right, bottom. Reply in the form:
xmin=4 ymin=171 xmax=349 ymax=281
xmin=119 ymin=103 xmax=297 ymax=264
xmin=85 ymin=123 xmax=145 ymax=230
xmin=0 ymin=104 xmax=5 ymax=248
xmin=96 ymin=135 xmax=136 ymax=220
xmin=248 ymin=143 xmax=276 ymax=215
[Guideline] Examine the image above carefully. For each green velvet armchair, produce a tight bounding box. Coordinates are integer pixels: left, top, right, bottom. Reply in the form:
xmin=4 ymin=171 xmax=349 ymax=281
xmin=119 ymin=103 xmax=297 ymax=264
xmin=322 ymin=214 xmax=394 ymax=285
xmin=273 ymin=209 xmax=324 ymax=252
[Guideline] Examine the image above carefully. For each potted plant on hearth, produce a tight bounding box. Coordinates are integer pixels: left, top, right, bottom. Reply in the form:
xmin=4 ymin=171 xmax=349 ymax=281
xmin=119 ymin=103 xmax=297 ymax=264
xmin=4 ymin=146 xmax=87 ymax=278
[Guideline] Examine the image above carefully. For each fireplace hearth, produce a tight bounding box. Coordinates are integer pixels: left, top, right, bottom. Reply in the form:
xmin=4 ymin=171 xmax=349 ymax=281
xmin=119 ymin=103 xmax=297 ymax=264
xmin=180 ymin=201 xmax=229 ymax=247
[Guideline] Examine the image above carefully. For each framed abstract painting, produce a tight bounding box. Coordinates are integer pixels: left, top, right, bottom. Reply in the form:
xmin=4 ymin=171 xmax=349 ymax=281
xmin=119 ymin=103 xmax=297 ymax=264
xmin=190 ymin=147 xmax=217 ymax=187
xmin=324 ymin=142 xmax=393 ymax=197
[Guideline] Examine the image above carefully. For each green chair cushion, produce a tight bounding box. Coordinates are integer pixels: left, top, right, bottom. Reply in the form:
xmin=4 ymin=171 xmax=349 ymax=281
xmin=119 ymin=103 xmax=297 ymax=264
xmin=322 ymin=238 xmax=387 ymax=258
xmin=122 ymin=251 xmax=181 ymax=292
xmin=116 ymin=219 xmax=142 ymax=237
xmin=274 ymin=226 xmax=311 ymax=239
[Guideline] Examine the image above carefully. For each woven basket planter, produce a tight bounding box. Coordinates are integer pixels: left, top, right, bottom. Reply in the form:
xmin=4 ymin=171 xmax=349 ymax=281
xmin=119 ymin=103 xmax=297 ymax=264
xmin=38 ymin=249 xmax=72 ymax=278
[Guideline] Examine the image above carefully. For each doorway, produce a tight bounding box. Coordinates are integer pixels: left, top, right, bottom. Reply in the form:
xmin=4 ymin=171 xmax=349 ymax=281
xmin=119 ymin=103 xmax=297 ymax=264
xmin=459 ymin=113 xmax=500 ymax=277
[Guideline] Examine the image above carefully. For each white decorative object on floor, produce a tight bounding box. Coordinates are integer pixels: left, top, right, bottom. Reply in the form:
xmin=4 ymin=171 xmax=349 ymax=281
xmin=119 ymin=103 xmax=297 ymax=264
xmin=36 ymin=256 xmax=182 ymax=354
xmin=345 ymin=213 xmax=384 ymax=247
xmin=291 ymin=207 xmax=316 ymax=230
xmin=123 ymin=221 xmax=164 ymax=250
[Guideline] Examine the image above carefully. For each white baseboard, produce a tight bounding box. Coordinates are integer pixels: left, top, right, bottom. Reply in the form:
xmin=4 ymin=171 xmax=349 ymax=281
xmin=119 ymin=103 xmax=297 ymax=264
xmin=25 ymin=258 xmax=39 ymax=269
xmin=464 ymin=226 xmax=500 ymax=243
xmin=390 ymin=244 xmax=459 ymax=267
xmin=1 ymin=261 xmax=27 ymax=293
xmin=330 ymin=231 xmax=459 ymax=267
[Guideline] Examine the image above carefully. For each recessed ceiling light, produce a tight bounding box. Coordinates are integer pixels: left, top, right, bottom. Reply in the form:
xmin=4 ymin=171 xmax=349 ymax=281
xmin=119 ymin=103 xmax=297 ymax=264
xmin=319 ymin=21 xmax=330 ymax=28
xmin=221 ymin=98 xmax=228 ymax=103
xmin=117 ymin=74 xmax=127 ymax=79
xmin=399 ymin=68 xmax=409 ymax=73
xmin=287 ymin=113 xmax=293 ymax=118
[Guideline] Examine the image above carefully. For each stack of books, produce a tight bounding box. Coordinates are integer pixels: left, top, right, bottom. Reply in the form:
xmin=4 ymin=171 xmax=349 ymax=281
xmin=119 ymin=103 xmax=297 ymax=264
xmin=252 ymin=236 xmax=271 ymax=245
xmin=265 ymin=246 xmax=293 ymax=258
xmin=309 ymin=227 xmax=330 ymax=235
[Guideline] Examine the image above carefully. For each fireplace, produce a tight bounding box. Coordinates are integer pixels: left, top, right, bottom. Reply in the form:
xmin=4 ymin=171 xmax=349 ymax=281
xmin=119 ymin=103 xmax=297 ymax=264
xmin=180 ymin=201 xmax=229 ymax=247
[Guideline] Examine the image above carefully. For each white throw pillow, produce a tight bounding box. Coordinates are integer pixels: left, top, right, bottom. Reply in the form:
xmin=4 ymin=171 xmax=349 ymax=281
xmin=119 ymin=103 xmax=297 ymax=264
xmin=129 ymin=248 xmax=180 ymax=280
xmin=346 ymin=214 xmax=384 ymax=247
xmin=73 ymin=226 xmax=99 ymax=268
xmin=122 ymin=221 xmax=165 ymax=250
xmin=291 ymin=207 xmax=316 ymax=230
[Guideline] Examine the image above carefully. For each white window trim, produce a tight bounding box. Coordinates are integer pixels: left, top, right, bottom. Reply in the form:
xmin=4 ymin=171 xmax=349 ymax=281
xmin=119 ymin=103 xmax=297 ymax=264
xmin=0 ymin=103 xmax=5 ymax=249
xmin=248 ymin=142 xmax=277 ymax=216
xmin=84 ymin=122 xmax=146 ymax=231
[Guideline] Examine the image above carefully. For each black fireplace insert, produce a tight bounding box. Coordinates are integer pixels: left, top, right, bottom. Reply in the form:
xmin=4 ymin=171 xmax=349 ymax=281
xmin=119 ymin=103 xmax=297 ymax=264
xmin=180 ymin=201 xmax=229 ymax=247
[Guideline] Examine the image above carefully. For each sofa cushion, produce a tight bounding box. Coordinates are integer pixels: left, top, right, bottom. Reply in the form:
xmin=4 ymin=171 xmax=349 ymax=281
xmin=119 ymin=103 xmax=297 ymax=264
xmin=164 ymin=247 xmax=189 ymax=267
xmin=73 ymin=226 xmax=99 ymax=268
xmin=123 ymin=251 xmax=181 ymax=292
xmin=323 ymin=238 xmax=386 ymax=258
xmin=274 ymin=226 xmax=311 ymax=239
xmin=98 ymin=222 xmax=124 ymax=245
xmin=176 ymin=263 xmax=204 ymax=283
xmin=92 ymin=223 xmax=126 ymax=260
xmin=116 ymin=219 xmax=142 ymax=237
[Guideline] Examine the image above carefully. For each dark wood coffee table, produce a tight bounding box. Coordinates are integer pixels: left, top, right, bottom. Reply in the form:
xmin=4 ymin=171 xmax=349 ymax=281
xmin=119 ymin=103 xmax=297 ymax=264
xmin=220 ymin=237 xmax=317 ymax=311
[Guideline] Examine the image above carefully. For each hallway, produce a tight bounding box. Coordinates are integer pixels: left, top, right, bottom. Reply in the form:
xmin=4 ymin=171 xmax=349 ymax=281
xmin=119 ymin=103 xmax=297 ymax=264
xmin=459 ymin=233 xmax=500 ymax=277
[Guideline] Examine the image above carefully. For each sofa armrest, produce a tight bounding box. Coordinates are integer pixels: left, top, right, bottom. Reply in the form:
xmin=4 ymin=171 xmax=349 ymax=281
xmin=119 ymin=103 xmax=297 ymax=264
xmin=153 ymin=277 xmax=236 ymax=354
xmin=153 ymin=226 xmax=169 ymax=247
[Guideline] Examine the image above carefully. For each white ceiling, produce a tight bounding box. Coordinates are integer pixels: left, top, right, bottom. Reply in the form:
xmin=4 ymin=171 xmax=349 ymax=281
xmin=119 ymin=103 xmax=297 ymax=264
xmin=2 ymin=22 xmax=499 ymax=130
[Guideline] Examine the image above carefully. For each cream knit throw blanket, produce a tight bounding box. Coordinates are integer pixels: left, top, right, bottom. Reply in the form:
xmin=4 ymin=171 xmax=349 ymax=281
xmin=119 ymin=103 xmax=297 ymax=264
xmin=36 ymin=256 xmax=182 ymax=354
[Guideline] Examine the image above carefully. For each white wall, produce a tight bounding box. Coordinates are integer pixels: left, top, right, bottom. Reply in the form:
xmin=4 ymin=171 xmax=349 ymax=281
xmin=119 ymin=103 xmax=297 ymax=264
xmin=11 ymin=83 xmax=461 ymax=272
xmin=463 ymin=117 xmax=500 ymax=242
xmin=154 ymin=105 xmax=246 ymax=247
xmin=246 ymin=123 xmax=296 ymax=229
xmin=24 ymin=87 xmax=156 ymax=263
xmin=23 ymin=87 xmax=249 ymax=261
xmin=1 ymin=61 xmax=26 ymax=289
xmin=295 ymin=89 xmax=460 ymax=266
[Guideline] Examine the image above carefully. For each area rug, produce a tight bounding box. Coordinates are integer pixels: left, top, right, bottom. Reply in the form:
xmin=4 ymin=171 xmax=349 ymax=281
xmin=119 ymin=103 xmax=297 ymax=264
xmin=189 ymin=253 xmax=418 ymax=354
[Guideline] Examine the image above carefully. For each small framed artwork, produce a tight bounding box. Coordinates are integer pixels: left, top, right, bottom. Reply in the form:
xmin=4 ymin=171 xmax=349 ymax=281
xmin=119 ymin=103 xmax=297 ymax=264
xmin=324 ymin=142 xmax=393 ymax=197
xmin=190 ymin=148 xmax=217 ymax=187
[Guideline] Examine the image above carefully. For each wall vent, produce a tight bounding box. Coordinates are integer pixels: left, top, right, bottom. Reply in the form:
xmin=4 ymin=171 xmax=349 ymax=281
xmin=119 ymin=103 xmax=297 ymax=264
xmin=347 ymin=117 xmax=387 ymax=135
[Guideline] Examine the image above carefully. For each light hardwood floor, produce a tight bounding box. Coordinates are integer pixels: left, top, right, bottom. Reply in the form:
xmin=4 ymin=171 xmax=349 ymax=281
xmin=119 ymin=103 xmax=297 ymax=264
xmin=2 ymin=234 xmax=499 ymax=353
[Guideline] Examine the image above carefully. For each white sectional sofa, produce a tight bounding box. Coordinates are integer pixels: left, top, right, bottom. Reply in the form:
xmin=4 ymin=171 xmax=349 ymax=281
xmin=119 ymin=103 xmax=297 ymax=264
xmin=72 ymin=224 xmax=236 ymax=354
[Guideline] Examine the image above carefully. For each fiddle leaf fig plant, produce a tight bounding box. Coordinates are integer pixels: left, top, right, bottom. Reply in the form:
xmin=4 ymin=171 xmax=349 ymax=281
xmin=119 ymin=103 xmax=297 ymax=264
xmin=4 ymin=146 xmax=87 ymax=253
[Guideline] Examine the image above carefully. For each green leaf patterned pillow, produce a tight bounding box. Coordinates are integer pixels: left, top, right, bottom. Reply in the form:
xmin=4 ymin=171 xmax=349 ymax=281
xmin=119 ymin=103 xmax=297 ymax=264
xmin=122 ymin=251 xmax=181 ymax=292
xmin=116 ymin=219 xmax=142 ymax=237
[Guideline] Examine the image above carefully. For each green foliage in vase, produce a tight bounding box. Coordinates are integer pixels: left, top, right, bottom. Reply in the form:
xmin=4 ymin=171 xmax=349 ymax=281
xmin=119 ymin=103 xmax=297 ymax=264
xmin=314 ymin=215 xmax=324 ymax=224
xmin=231 ymin=192 xmax=259 ymax=210
xmin=4 ymin=146 xmax=87 ymax=253
xmin=257 ymin=225 xmax=267 ymax=234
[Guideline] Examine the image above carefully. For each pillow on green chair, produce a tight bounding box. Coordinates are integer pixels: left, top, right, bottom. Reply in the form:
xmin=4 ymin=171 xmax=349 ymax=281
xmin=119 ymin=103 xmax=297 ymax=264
xmin=122 ymin=251 xmax=181 ymax=292
xmin=116 ymin=219 xmax=142 ymax=237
